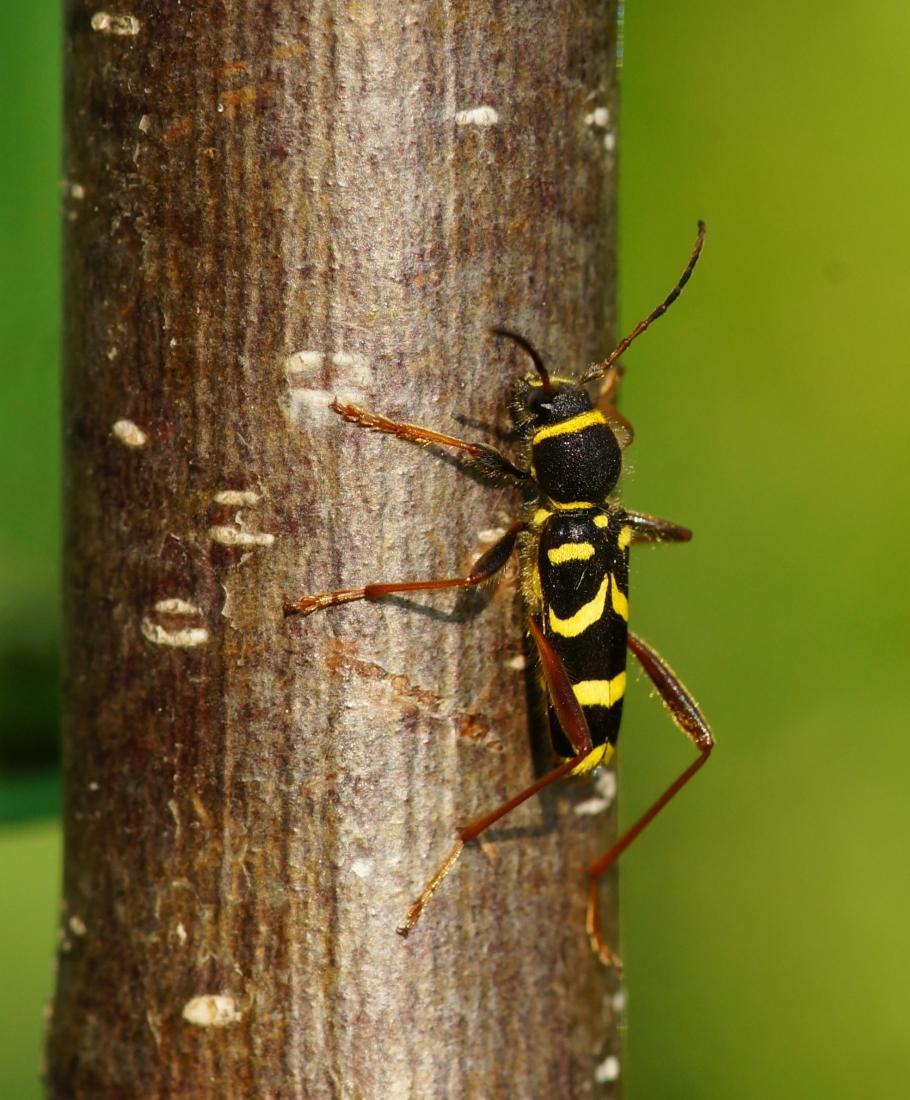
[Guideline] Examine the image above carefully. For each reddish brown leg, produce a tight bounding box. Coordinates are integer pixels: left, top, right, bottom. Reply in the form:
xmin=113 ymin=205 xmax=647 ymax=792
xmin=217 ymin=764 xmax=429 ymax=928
xmin=283 ymin=521 xmax=526 ymax=618
xmin=397 ymin=617 xmax=595 ymax=936
xmin=526 ymin=617 xmax=593 ymax=757
xmin=598 ymin=364 xmax=623 ymax=404
xmin=585 ymin=630 xmax=714 ymax=966
xmin=330 ymin=399 xmax=529 ymax=482
xmin=595 ymin=368 xmax=635 ymax=448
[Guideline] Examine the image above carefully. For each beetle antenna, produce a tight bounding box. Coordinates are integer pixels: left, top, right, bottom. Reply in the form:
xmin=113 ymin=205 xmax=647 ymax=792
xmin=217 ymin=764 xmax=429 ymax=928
xmin=490 ymin=328 xmax=555 ymax=394
xmin=582 ymin=220 xmax=706 ymax=384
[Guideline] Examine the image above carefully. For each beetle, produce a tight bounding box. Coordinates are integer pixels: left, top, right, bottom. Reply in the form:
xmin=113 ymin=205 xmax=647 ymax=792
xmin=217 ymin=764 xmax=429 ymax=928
xmin=284 ymin=222 xmax=714 ymax=965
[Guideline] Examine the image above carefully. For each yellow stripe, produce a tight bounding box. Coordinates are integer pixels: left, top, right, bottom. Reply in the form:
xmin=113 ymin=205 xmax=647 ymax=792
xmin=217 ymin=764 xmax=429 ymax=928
xmin=594 ymin=514 xmax=609 ymax=528
xmin=610 ymin=574 xmax=629 ymax=620
xmin=617 ymin=525 xmax=633 ymax=550
xmin=572 ymin=672 xmax=626 ymax=709
xmin=548 ymin=575 xmax=609 ymax=637
xmin=570 ymin=742 xmax=615 ymax=775
xmin=532 ymin=410 xmax=606 ymax=446
xmin=551 ymin=499 xmax=595 ymax=510
xmin=528 ymin=375 xmax=574 ymax=389
xmin=532 ymin=508 xmax=552 ymax=527
xmin=547 ymin=542 xmax=595 ymax=565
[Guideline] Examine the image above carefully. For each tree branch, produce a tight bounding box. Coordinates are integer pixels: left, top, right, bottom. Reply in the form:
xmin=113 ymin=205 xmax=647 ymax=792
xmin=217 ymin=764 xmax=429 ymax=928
xmin=50 ymin=2 xmax=621 ymax=1095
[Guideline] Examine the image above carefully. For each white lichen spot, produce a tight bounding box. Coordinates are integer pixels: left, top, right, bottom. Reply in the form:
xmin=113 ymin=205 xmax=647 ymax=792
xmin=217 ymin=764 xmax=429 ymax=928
xmin=138 ymin=114 xmax=151 ymax=133
xmin=506 ymin=654 xmax=527 ymax=671
xmin=64 ymin=180 xmax=86 ymax=200
xmin=595 ymin=1055 xmax=620 ymax=1084
xmin=585 ymin=106 xmax=610 ymax=128
xmin=287 ymin=386 xmax=333 ymax=412
xmin=182 ymin=994 xmax=242 ymax=1028
xmin=68 ymin=915 xmax=87 ymax=937
xmin=285 ymin=349 xmax=324 ymax=373
xmin=141 ymin=617 xmax=209 ymax=648
xmin=90 ymin=11 xmax=141 ymax=35
xmin=604 ymin=132 xmax=616 ymax=153
xmin=112 ymin=419 xmax=147 ymax=448
xmin=330 ymin=351 xmax=371 ymax=385
xmin=454 ymin=105 xmax=500 ymax=127
xmin=146 ymin=1009 xmax=162 ymax=1049
xmin=477 ymin=527 xmax=506 ymax=544
xmin=175 ymin=922 xmax=188 ymax=944
xmin=612 ymin=988 xmax=627 ymax=1013
xmin=88 ymin=781 xmax=100 ymax=792
xmin=213 ymin=489 xmax=261 ymax=507
xmin=574 ymin=796 xmax=608 ymax=816
xmin=350 ymin=858 xmax=374 ymax=879
xmin=220 ymin=582 xmax=235 ymax=623
xmin=574 ymin=768 xmax=617 ymax=816
xmin=154 ymin=597 xmax=201 ymax=616
xmin=207 ymin=526 xmax=275 ymax=548
xmin=286 ymin=385 xmax=364 ymax=424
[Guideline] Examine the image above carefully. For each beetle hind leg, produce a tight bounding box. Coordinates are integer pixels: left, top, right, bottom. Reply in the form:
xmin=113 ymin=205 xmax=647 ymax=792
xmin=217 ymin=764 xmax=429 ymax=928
xmin=584 ymin=630 xmax=714 ymax=968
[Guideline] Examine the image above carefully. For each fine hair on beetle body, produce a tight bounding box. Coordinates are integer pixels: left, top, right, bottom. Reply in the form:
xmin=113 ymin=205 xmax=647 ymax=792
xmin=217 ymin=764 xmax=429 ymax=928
xmin=284 ymin=222 xmax=715 ymax=969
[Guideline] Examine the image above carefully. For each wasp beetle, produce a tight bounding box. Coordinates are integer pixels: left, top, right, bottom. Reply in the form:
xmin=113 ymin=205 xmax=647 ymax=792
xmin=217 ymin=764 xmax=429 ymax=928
xmin=285 ymin=223 xmax=714 ymax=966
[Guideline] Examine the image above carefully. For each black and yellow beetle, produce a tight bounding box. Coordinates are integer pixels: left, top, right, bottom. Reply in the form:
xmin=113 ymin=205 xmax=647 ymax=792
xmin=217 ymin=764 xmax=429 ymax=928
xmin=285 ymin=223 xmax=714 ymax=965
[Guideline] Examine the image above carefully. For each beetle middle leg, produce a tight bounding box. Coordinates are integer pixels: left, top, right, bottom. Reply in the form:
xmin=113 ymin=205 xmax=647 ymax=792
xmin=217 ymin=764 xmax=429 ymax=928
xmin=283 ymin=521 xmax=526 ymax=618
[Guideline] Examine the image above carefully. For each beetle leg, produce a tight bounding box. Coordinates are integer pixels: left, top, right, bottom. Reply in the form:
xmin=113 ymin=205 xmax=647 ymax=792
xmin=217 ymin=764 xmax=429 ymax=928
xmin=398 ymin=616 xmax=597 ymax=936
xmin=284 ymin=521 xmax=526 ymax=618
xmin=330 ymin=399 xmax=530 ymax=484
xmin=585 ymin=631 xmax=714 ymax=966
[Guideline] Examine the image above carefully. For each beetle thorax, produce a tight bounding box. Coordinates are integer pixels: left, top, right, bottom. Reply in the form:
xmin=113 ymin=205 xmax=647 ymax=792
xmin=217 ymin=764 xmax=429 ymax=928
xmin=527 ymin=383 xmax=622 ymax=506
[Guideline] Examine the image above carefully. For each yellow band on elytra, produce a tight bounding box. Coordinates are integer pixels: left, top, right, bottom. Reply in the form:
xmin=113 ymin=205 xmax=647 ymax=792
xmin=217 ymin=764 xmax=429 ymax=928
xmin=610 ymin=575 xmax=629 ymax=620
xmin=572 ymin=672 xmax=626 ymax=709
xmin=547 ymin=542 xmax=595 ymax=565
xmin=548 ymin=576 xmax=609 ymax=637
xmin=569 ymin=742 xmax=615 ymax=775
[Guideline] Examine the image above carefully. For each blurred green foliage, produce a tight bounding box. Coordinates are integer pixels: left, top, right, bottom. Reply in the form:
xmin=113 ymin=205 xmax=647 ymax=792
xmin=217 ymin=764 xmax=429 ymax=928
xmin=619 ymin=3 xmax=910 ymax=1097
xmin=0 ymin=2 xmax=61 ymax=1096
xmin=3 ymin=2 xmax=909 ymax=1097
xmin=0 ymin=0 xmax=60 ymax=783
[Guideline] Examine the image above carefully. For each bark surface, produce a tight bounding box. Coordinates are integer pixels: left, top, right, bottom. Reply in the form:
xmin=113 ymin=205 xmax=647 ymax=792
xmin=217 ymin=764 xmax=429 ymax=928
xmin=51 ymin=2 xmax=621 ymax=1096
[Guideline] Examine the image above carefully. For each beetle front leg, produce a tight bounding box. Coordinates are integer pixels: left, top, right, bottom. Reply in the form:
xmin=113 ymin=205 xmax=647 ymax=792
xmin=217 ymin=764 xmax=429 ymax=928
xmin=330 ymin=400 xmax=530 ymax=484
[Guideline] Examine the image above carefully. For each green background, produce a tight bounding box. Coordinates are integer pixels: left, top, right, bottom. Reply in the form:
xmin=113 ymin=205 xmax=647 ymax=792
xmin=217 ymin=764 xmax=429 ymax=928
xmin=3 ymin=3 xmax=909 ymax=1097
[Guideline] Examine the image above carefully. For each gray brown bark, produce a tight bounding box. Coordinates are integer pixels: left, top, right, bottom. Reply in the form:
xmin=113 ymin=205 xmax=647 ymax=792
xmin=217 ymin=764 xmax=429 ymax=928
xmin=50 ymin=2 xmax=621 ymax=1096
